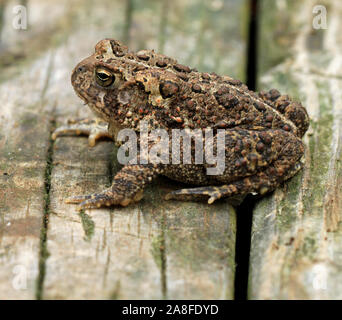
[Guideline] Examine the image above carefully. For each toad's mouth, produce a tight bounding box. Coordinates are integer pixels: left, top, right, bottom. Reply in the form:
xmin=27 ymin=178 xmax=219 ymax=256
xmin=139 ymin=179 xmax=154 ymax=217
xmin=74 ymin=89 xmax=89 ymax=105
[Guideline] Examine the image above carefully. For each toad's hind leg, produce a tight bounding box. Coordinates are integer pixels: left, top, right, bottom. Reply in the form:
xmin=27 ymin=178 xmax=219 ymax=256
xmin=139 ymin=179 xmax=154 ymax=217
xmin=164 ymin=185 xmax=234 ymax=203
xmin=166 ymin=136 xmax=304 ymax=204
xmin=52 ymin=118 xmax=112 ymax=147
xmin=259 ymin=89 xmax=309 ymax=138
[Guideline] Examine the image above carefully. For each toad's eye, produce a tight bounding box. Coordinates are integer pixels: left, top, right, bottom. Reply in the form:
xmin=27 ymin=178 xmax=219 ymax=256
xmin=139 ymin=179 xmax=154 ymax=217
xmin=95 ymin=68 xmax=115 ymax=87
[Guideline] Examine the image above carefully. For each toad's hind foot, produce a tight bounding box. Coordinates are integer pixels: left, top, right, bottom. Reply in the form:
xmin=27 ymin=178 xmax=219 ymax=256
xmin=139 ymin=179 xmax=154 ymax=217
xmin=52 ymin=118 xmax=111 ymax=147
xmin=165 ymin=185 xmax=231 ymax=204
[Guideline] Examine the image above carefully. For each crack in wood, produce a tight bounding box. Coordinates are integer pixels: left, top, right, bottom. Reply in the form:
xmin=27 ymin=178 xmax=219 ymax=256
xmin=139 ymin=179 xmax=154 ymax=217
xmin=35 ymin=118 xmax=56 ymax=300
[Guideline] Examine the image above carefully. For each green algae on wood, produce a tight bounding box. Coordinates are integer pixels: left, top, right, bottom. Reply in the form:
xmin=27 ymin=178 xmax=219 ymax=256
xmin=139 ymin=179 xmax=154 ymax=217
xmin=79 ymin=210 xmax=95 ymax=242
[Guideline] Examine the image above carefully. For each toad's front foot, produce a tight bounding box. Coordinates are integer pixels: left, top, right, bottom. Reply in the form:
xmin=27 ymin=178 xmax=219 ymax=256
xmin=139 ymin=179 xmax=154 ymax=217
xmin=66 ymin=164 xmax=162 ymax=211
xmin=52 ymin=118 xmax=112 ymax=147
xmin=66 ymin=188 xmax=144 ymax=211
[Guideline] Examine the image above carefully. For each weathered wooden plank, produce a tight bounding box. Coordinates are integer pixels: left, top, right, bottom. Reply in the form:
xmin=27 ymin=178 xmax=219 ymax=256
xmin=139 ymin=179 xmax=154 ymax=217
xmin=0 ymin=0 xmax=128 ymax=300
xmin=0 ymin=51 xmax=52 ymax=299
xmin=0 ymin=0 xmax=92 ymax=300
xmin=162 ymin=195 xmax=237 ymax=299
xmin=42 ymin=0 xmax=249 ymax=299
xmin=249 ymin=0 xmax=342 ymax=299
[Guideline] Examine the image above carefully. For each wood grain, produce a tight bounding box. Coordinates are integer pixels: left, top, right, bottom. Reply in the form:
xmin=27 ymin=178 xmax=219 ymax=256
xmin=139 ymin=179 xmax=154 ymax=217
xmin=0 ymin=51 xmax=53 ymax=299
xmin=249 ymin=0 xmax=342 ymax=299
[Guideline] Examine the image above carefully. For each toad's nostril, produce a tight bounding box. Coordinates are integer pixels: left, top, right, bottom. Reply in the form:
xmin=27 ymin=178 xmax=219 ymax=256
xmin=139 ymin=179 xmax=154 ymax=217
xmin=77 ymin=66 xmax=86 ymax=73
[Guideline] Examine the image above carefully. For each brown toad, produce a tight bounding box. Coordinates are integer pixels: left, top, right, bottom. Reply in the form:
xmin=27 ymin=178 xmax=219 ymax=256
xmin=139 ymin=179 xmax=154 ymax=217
xmin=53 ymin=39 xmax=309 ymax=209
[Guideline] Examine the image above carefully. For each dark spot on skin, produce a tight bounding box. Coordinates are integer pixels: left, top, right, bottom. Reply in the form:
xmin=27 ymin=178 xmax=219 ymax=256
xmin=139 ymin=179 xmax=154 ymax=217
xmin=110 ymin=40 xmax=127 ymax=57
xmin=225 ymin=79 xmax=242 ymax=86
xmin=283 ymin=124 xmax=291 ymax=132
xmin=254 ymin=102 xmax=265 ymax=111
xmin=224 ymin=95 xmax=239 ymax=109
xmin=178 ymin=73 xmax=189 ymax=82
xmin=256 ymin=142 xmax=265 ymax=152
xmin=77 ymin=66 xmax=86 ymax=73
xmin=266 ymin=114 xmax=274 ymax=122
xmin=136 ymin=51 xmax=150 ymax=61
xmin=174 ymin=64 xmax=191 ymax=73
xmin=166 ymin=117 xmax=183 ymax=126
xmin=215 ymin=86 xmax=229 ymax=96
xmin=159 ymin=81 xmax=179 ymax=98
xmin=268 ymin=89 xmax=281 ymax=101
xmin=277 ymin=104 xmax=286 ymax=113
xmin=202 ymin=73 xmax=210 ymax=80
xmin=246 ymin=115 xmax=254 ymax=123
xmin=137 ymin=81 xmax=146 ymax=92
xmin=186 ymin=100 xmax=196 ymax=109
xmin=192 ymin=84 xmax=202 ymax=93
xmin=269 ymin=167 xmax=276 ymax=175
xmin=214 ymin=88 xmax=240 ymax=109
xmin=260 ymin=132 xmax=272 ymax=144
xmin=156 ymin=60 xmax=167 ymax=67
xmin=133 ymin=65 xmax=146 ymax=72
xmin=216 ymin=121 xmax=228 ymax=128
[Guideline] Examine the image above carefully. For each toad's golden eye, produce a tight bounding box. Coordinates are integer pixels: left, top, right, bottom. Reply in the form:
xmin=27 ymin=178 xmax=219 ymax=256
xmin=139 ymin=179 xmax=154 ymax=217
xmin=95 ymin=68 xmax=115 ymax=87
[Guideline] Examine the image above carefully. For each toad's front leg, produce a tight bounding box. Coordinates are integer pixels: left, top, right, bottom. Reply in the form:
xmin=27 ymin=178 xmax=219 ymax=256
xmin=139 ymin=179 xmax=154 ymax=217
xmin=52 ymin=118 xmax=112 ymax=147
xmin=66 ymin=163 xmax=163 ymax=210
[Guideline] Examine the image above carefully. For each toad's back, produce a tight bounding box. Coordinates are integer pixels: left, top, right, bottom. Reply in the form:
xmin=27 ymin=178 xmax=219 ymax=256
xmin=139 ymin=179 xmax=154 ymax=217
xmin=94 ymin=39 xmax=309 ymax=137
